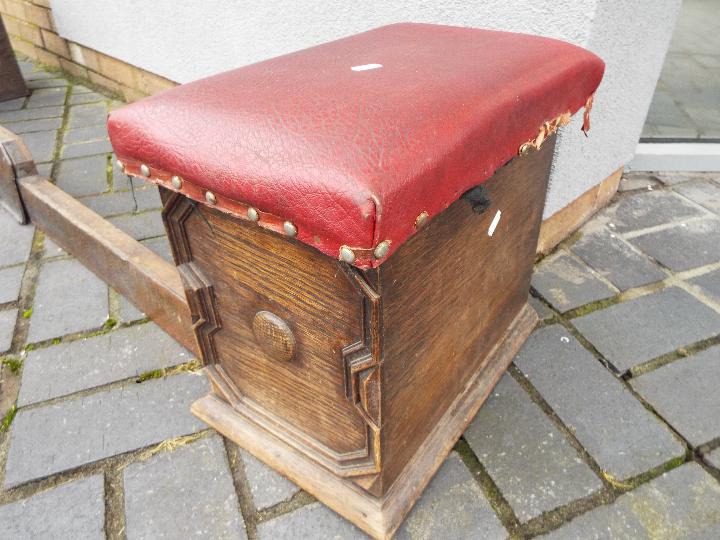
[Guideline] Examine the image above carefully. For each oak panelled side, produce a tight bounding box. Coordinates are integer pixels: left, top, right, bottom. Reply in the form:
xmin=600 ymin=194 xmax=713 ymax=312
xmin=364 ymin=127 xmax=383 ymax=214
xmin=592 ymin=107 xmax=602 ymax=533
xmin=161 ymin=190 xmax=383 ymax=481
xmin=378 ymin=136 xmax=555 ymax=491
xmin=161 ymin=136 xmax=555 ymax=538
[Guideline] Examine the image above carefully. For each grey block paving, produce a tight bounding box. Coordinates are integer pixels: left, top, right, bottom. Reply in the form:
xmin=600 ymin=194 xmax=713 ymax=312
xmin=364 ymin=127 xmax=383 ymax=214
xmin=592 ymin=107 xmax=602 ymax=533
xmin=55 ymin=154 xmax=109 ymax=197
xmin=0 ymin=211 xmax=35 ymax=266
xmin=67 ymin=102 xmax=108 ymax=129
xmin=0 ymin=265 xmax=24 ymax=304
xmin=0 ymin=308 xmax=17 ymax=352
xmin=515 ymin=326 xmax=685 ymax=480
xmin=643 ymin=0 xmax=720 ymax=137
xmin=531 ymin=252 xmax=616 ymax=312
xmin=631 ymin=346 xmax=720 ymax=447
xmin=61 ymin=138 xmax=113 ymax=159
xmin=0 ymin=97 xmax=25 ymax=112
xmin=25 ymin=87 xmax=67 ymax=109
xmin=0 ymin=475 xmax=105 ymax=540
xmin=675 ymin=181 xmax=720 ymax=215
xmin=63 ymin=123 xmax=109 ymax=144
xmin=0 ymin=105 xmax=63 ymax=123
xmin=642 ymin=87 xmax=697 ymax=138
xmin=108 ymin=211 xmax=166 ymax=241
xmin=544 ymin=464 xmax=720 ymax=540
xmin=706 ymin=448 xmax=720 ymax=470
xmin=23 ymin=69 xmax=60 ymax=81
xmin=258 ymin=454 xmax=506 ymax=540
xmin=528 ymin=295 xmax=554 ymax=320
xmin=18 ymin=322 xmax=191 ymax=406
xmin=601 ymin=191 xmax=705 ymax=233
xmin=258 ymin=502 xmax=367 ymax=539
xmin=571 ymin=228 xmax=665 ymax=291
xmin=687 ymin=104 xmax=720 ymax=137
xmin=21 ymin=129 xmax=58 ymax=163
xmin=28 ymin=78 xmax=68 ymax=89
xmin=690 ymin=268 xmax=720 ymax=304
xmin=239 ymin=448 xmax=300 ymax=510
xmin=27 ymin=258 xmax=109 ymax=343
xmin=36 ymin=162 xmax=52 ymax=178
xmin=629 ymin=218 xmax=720 ymax=272
xmin=4 ymin=371 xmax=208 ymax=487
xmin=643 ymin=124 xmax=693 ymax=140
xmin=573 ymin=287 xmax=720 ymax=372
xmin=118 ymin=293 xmax=146 ymax=323
xmin=43 ymin=237 xmax=66 ymax=258
xmin=396 ymin=453 xmax=507 ymax=540
xmin=17 ymin=60 xmax=35 ymax=73
xmin=116 ymin=237 xmax=176 ymax=322
xmin=465 ymin=374 xmax=602 ymax=521
xmin=79 ymin=186 xmax=162 ymax=217
xmin=8 ymin=116 xmax=63 ymax=134
xmin=617 ymin=172 xmax=660 ymax=193
xmin=141 ymin=236 xmax=174 ymax=263
xmin=124 ymin=435 xmax=247 ymax=540
xmin=654 ymin=171 xmax=719 ymax=186
xmin=694 ymin=54 xmax=720 ymax=69
xmin=69 ymin=92 xmax=106 ymax=105
xmin=72 ymin=85 xmax=94 ymax=94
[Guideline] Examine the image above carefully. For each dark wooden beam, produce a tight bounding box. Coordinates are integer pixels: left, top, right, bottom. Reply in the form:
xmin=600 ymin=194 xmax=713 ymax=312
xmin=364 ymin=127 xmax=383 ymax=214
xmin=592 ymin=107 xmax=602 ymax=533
xmin=0 ymin=125 xmax=35 ymax=223
xmin=1 ymin=125 xmax=196 ymax=354
xmin=18 ymin=175 xmax=198 ymax=355
xmin=0 ymin=16 xmax=29 ymax=102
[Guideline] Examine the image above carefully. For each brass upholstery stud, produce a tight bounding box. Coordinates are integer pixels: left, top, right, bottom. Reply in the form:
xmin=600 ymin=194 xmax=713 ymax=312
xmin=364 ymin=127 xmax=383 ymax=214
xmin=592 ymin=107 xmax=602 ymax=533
xmin=415 ymin=211 xmax=429 ymax=229
xmin=171 ymin=175 xmax=183 ymax=189
xmin=283 ymin=221 xmax=297 ymax=237
xmin=140 ymin=164 xmax=150 ymax=177
xmin=373 ymin=240 xmax=391 ymax=259
xmin=339 ymin=246 xmax=356 ymax=264
xmin=519 ymin=142 xmax=533 ymax=156
xmin=205 ymin=191 xmax=216 ymax=205
xmin=247 ymin=207 xmax=259 ymax=222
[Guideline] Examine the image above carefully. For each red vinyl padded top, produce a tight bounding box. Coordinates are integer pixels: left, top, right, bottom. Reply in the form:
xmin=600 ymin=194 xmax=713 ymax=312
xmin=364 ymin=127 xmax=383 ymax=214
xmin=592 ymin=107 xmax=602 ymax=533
xmin=108 ymin=23 xmax=604 ymax=268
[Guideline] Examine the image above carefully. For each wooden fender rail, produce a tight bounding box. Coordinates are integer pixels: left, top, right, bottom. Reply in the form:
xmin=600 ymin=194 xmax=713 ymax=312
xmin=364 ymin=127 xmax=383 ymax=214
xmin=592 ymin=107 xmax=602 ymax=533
xmin=0 ymin=126 xmax=198 ymax=355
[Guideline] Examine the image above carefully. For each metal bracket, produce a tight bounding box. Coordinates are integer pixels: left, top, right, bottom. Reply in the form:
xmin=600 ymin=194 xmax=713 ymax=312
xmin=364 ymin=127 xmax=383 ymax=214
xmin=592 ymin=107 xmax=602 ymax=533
xmin=0 ymin=126 xmax=36 ymax=224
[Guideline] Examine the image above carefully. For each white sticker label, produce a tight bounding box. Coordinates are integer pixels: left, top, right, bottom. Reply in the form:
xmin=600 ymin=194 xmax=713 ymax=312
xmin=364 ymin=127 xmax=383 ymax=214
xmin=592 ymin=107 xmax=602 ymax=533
xmin=351 ymin=63 xmax=383 ymax=71
xmin=488 ymin=210 xmax=502 ymax=236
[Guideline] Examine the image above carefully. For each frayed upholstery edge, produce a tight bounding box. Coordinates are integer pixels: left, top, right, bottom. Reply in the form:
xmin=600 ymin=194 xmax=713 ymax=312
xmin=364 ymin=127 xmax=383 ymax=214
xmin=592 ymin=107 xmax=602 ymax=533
xmin=582 ymin=93 xmax=595 ymax=134
xmin=518 ymin=111 xmax=572 ymax=155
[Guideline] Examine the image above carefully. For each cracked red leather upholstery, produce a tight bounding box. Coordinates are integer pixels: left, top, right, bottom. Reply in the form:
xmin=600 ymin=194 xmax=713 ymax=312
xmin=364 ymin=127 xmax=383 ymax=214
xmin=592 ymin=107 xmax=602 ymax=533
xmin=108 ymin=23 xmax=604 ymax=268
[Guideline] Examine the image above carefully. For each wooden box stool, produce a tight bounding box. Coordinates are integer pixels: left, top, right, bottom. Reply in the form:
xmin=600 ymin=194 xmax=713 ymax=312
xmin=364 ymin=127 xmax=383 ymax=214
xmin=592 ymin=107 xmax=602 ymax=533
xmin=108 ymin=23 xmax=603 ymax=539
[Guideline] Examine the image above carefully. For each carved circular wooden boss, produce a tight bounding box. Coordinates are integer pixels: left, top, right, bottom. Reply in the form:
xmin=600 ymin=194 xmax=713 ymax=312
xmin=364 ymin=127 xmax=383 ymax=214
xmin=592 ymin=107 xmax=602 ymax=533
xmin=252 ymin=311 xmax=296 ymax=362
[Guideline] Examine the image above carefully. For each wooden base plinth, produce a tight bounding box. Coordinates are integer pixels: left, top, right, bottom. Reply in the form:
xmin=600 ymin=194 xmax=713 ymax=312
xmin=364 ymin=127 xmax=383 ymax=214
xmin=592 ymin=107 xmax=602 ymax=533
xmin=537 ymin=166 xmax=622 ymax=255
xmin=192 ymin=303 xmax=537 ymax=539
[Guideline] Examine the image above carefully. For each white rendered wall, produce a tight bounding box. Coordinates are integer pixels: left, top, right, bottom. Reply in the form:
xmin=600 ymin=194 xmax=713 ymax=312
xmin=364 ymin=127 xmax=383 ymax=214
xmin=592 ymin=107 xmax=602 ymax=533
xmin=49 ymin=0 xmax=681 ymax=218
xmin=545 ymin=0 xmax=681 ymax=216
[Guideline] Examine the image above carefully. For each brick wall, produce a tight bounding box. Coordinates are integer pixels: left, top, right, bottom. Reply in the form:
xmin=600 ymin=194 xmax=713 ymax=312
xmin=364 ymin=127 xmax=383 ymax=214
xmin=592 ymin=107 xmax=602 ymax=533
xmin=0 ymin=0 xmax=176 ymax=101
